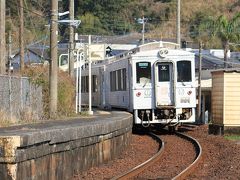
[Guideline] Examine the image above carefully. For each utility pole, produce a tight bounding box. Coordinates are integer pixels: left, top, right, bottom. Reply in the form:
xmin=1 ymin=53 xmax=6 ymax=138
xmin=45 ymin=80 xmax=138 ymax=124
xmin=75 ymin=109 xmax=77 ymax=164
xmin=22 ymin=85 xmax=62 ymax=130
xmin=198 ymin=41 xmax=203 ymax=123
xmin=0 ymin=0 xmax=6 ymax=74
xmin=142 ymin=15 xmax=145 ymax=45
xmin=19 ymin=0 xmax=24 ymax=72
xmin=49 ymin=0 xmax=58 ymax=118
xmin=8 ymin=30 xmax=12 ymax=73
xmin=176 ymin=0 xmax=181 ymax=45
xmin=69 ymin=0 xmax=75 ymax=78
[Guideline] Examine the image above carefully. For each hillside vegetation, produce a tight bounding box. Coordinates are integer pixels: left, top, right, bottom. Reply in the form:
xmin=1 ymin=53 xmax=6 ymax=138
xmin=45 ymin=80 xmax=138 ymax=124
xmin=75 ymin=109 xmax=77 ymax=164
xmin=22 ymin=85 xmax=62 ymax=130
xmin=6 ymin=0 xmax=240 ymax=48
xmin=75 ymin=0 xmax=240 ymax=40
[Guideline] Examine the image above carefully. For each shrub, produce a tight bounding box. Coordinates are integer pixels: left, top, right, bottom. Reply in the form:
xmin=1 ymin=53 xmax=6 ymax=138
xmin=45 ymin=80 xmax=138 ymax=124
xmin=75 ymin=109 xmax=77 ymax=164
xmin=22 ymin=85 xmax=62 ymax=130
xmin=23 ymin=66 xmax=75 ymax=119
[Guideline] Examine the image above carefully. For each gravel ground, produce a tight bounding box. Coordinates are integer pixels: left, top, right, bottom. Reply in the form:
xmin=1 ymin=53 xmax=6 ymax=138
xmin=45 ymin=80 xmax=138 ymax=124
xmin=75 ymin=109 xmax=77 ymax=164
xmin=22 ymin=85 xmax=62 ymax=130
xmin=184 ymin=125 xmax=240 ymax=180
xmin=74 ymin=134 xmax=159 ymax=180
xmin=135 ymin=132 xmax=196 ymax=179
xmin=74 ymin=125 xmax=240 ymax=180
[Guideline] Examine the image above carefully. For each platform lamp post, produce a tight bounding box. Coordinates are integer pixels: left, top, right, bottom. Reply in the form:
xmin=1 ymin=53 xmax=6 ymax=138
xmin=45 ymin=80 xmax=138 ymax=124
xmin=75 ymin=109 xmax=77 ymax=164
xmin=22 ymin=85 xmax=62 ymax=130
xmin=88 ymin=35 xmax=93 ymax=115
xmin=75 ymin=44 xmax=85 ymax=114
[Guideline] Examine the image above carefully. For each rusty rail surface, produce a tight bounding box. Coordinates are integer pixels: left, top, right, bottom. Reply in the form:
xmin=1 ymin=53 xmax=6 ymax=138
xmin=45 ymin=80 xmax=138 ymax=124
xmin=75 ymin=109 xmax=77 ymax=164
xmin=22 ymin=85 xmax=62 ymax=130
xmin=111 ymin=132 xmax=164 ymax=180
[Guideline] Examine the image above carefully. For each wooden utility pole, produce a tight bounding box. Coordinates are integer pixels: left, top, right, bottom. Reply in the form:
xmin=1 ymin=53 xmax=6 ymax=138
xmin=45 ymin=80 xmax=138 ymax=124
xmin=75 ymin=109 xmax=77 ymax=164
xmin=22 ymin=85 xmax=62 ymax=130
xmin=0 ymin=0 xmax=6 ymax=74
xmin=69 ymin=0 xmax=75 ymax=78
xmin=8 ymin=31 xmax=12 ymax=73
xmin=142 ymin=15 xmax=145 ymax=45
xmin=198 ymin=41 xmax=203 ymax=123
xmin=49 ymin=0 xmax=58 ymax=118
xmin=176 ymin=0 xmax=181 ymax=45
xmin=19 ymin=0 xmax=24 ymax=72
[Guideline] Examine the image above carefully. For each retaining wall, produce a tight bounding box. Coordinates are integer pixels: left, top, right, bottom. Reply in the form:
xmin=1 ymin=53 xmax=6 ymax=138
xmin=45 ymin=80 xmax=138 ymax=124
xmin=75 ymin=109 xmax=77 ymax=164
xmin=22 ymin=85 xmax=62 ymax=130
xmin=0 ymin=111 xmax=133 ymax=180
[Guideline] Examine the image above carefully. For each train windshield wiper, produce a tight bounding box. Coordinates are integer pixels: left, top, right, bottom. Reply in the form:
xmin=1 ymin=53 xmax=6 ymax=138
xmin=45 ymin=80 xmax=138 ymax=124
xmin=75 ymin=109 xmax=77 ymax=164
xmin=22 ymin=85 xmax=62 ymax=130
xmin=141 ymin=78 xmax=150 ymax=88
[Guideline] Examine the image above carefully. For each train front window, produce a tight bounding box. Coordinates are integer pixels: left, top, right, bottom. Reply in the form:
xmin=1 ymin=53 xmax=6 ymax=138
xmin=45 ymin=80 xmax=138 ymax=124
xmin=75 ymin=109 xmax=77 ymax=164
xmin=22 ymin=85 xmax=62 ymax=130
xmin=136 ymin=62 xmax=151 ymax=84
xmin=177 ymin=61 xmax=191 ymax=82
xmin=158 ymin=65 xmax=170 ymax=82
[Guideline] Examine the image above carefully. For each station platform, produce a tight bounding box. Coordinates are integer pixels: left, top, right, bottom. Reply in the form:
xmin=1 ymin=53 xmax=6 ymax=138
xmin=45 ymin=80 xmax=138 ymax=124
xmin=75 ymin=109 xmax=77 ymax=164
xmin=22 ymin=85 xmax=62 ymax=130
xmin=0 ymin=110 xmax=133 ymax=180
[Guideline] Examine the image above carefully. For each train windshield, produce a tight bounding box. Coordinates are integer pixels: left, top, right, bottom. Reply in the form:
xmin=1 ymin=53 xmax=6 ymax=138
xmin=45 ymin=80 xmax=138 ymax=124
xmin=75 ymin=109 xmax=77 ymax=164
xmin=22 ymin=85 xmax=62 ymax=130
xmin=177 ymin=61 xmax=192 ymax=82
xmin=136 ymin=62 xmax=151 ymax=84
xmin=158 ymin=64 xmax=170 ymax=82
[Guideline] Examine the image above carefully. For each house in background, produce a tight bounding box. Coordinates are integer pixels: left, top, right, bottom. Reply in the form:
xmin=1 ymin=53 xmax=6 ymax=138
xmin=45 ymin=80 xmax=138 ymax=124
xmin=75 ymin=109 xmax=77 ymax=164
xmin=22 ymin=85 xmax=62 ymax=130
xmin=11 ymin=45 xmax=50 ymax=70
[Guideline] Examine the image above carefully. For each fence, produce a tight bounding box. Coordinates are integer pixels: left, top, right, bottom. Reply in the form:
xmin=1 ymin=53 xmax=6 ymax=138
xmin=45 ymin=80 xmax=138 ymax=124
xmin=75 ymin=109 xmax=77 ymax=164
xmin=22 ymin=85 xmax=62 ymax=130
xmin=0 ymin=75 xmax=43 ymax=123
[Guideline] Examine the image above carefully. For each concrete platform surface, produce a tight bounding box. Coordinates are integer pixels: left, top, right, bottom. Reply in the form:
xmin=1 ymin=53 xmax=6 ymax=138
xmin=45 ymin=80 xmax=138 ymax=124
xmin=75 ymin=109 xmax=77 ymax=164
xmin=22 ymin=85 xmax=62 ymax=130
xmin=0 ymin=110 xmax=132 ymax=147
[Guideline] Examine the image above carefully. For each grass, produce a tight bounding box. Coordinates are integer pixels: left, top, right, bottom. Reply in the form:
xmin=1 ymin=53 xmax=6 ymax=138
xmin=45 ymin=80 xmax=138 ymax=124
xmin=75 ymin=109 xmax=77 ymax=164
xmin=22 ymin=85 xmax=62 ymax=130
xmin=224 ymin=135 xmax=240 ymax=141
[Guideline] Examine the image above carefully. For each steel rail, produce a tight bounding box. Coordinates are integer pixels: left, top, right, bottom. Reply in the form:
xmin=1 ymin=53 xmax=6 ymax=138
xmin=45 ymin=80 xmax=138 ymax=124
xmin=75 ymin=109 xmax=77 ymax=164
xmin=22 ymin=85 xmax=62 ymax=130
xmin=172 ymin=132 xmax=202 ymax=180
xmin=111 ymin=132 xmax=165 ymax=180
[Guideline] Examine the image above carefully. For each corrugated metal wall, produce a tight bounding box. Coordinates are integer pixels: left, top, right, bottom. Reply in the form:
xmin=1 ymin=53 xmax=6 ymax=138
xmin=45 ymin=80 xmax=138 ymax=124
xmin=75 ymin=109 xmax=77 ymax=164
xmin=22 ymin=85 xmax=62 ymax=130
xmin=0 ymin=75 xmax=43 ymax=122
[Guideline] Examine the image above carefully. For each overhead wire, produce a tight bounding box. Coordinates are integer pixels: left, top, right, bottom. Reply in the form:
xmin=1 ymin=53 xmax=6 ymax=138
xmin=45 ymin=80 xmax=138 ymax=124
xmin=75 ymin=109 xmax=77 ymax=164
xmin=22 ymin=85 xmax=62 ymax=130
xmin=9 ymin=0 xmax=50 ymax=61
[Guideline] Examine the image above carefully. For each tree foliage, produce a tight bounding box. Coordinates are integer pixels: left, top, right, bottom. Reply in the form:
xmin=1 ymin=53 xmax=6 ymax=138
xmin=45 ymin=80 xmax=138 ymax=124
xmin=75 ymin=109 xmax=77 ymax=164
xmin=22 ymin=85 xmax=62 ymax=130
xmin=74 ymin=0 xmax=134 ymax=35
xmin=6 ymin=0 xmax=240 ymax=46
xmin=196 ymin=13 xmax=240 ymax=67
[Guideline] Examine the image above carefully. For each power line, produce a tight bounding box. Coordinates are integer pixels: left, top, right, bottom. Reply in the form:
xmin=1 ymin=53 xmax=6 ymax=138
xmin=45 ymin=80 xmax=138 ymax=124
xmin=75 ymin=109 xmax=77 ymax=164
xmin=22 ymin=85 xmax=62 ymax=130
xmin=8 ymin=1 xmax=49 ymax=19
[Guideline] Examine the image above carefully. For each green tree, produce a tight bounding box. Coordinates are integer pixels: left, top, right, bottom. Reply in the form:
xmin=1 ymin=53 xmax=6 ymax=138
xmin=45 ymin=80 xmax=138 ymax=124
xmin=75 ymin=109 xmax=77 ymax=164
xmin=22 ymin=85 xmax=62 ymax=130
xmin=200 ymin=13 xmax=240 ymax=68
xmin=76 ymin=0 xmax=133 ymax=35
xmin=77 ymin=13 xmax=107 ymax=35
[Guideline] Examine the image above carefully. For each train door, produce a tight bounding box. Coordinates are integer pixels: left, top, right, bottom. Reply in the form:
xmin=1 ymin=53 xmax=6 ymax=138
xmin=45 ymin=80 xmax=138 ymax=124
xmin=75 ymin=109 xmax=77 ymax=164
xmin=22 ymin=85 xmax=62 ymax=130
xmin=155 ymin=62 xmax=174 ymax=107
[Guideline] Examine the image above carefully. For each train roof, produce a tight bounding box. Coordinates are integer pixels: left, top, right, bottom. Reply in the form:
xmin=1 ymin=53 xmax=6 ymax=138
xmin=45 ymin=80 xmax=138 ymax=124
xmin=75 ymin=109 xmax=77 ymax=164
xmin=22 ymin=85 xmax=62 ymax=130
xmin=131 ymin=41 xmax=195 ymax=58
xmin=101 ymin=41 xmax=195 ymax=64
xmin=132 ymin=48 xmax=194 ymax=57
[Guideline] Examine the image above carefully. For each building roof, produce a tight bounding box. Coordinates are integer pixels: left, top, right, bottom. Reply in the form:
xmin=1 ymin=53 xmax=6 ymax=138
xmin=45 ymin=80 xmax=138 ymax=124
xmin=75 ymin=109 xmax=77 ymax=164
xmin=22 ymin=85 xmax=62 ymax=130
xmin=194 ymin=51 xmax=240 ymax=71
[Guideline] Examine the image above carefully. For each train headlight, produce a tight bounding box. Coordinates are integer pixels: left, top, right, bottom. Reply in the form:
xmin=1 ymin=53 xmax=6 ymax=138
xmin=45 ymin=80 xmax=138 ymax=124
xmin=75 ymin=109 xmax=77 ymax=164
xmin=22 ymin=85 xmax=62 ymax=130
xmin=187 ymin=90 xmax=192 ymax=95
xmin=136 ymin=92 xmax=141 ymax=97
xmin=158 ymin=48 xmax=169 ymax=58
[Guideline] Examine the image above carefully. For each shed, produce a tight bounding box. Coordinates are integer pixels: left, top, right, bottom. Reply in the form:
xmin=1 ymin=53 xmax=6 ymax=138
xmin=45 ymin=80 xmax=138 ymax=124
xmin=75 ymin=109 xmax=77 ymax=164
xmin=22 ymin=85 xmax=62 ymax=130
xmin=209 ymin=69 xmax=240 ymax=135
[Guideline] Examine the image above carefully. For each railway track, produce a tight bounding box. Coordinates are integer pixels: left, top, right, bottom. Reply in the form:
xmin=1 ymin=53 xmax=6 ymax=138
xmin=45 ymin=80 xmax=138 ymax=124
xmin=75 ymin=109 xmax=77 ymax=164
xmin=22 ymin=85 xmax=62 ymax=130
xmin=172 ymin=131 xmax=202 ymax=180
xmin=111 ymin=129 xmax=202 ymax=180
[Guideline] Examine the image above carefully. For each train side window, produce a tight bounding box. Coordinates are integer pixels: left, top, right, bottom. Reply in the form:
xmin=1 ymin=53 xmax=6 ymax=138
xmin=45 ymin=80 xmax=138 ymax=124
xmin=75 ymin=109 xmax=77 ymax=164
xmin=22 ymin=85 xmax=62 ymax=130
xmin=117 ymin=69 xmax=121 ymax=90
xmin=136 ymin=62 xmax=151 ymax=84
xmin=110 ymin=71 xmax=117 ymax=91
xmin=158 ymin=64 xmax=170 ymax=82
xmin=92 ymin=75 xmax=98 ymax=92
xmin=81 ymin=76 xmax=89 ymax=93
xmin=110 ymin=68 xmax=127 ymax=91
xmin=177 ymin=61 xmax=191 ymax=82
xmin=122 ymin=68 xmax=127 ymax=90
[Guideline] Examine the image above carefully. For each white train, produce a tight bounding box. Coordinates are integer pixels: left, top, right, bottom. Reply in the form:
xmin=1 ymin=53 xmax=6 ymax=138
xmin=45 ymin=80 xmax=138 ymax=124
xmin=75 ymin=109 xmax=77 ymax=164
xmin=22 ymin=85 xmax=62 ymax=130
xmin=80 ymin=41 xmax=196 ymax=127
